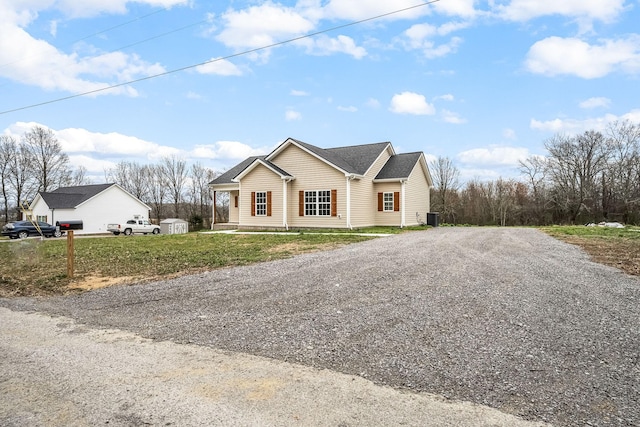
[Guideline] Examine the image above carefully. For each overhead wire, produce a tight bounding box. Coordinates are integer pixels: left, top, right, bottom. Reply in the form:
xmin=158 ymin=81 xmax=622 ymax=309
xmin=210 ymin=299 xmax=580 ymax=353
xmin=0 ymin=0 xmax=440 ymax=115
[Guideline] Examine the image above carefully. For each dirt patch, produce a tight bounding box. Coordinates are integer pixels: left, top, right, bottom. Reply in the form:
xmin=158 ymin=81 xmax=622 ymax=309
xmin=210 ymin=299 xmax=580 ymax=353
xmin=555 ymin=236 xmax=640 ymax=276
xmin=67 ymin=275 xmax=140 ymax=291
xmin=266 ymin=241 xmax=349 ymax=255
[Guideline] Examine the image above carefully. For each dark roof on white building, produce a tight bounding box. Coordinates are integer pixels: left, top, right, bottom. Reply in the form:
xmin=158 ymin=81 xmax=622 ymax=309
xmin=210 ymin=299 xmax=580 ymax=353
xmin=39 ymin=183 xmax=115 ymax=209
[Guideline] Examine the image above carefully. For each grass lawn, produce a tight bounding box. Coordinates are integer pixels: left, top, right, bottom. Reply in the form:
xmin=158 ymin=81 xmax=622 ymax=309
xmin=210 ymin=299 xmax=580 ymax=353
xmin=541 ymin=225 xmax=640 ymax=277
xmin=0 ymin=231 xmax=385 ymax=297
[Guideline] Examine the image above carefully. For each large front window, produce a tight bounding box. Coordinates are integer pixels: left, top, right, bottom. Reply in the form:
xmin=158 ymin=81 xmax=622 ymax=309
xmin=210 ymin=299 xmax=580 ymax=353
xmin=305 ymin=190 xmax=331 ymax=216
xmin=255 ymin=191 xmax=267 ymax=216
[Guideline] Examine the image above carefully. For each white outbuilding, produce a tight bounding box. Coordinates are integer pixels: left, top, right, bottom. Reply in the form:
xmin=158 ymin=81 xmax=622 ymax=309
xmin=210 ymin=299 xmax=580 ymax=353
xmin=27 ymin=183 xmax=152 ymax=235
xmin=160 ymin=218 xmax=189 ymax=234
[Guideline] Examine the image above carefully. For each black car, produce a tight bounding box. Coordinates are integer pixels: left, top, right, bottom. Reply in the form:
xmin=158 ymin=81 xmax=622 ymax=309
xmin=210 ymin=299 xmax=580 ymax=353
xmin=1 ymin=220 xmax=63 ymax=239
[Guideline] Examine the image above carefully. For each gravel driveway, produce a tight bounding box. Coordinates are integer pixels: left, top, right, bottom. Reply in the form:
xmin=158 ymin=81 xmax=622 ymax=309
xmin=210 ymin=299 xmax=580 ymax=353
xmin=2 ymin=227 xmax=639 ymax=426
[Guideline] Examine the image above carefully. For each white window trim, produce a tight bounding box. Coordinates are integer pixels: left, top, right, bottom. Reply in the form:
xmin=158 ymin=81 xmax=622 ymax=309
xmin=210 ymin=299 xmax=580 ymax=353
xmin=383 ymin=192 xmax=394 ymax=212
xmin=255 ymin=191 xmax=267 ymax=216
xmin=305 ymin=189 xmax=331 ymax=217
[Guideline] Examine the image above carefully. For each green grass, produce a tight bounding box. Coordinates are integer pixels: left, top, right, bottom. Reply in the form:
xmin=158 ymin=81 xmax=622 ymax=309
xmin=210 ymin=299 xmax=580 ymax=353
xmin=0 ymin=232 xmax=380 ymax=297
xmin=541 ymin=225 xmax=640 ymax=239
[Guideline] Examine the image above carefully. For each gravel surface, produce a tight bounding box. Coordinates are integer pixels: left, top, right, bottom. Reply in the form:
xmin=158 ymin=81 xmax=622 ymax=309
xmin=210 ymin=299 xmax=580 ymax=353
xmin=0 ymin=307 xmax=549 ymax=427
xmin=2 ymin=227 xmax=639 ymax=426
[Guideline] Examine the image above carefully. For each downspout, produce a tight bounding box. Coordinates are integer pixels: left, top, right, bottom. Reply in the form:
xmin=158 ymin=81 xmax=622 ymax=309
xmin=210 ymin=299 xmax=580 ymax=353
xmin=400 ymin=180 xmax=407 ymax=228
xmin=346 ymin=174 xmax=355 ymax=230
xmin=282 ymin=178 xmax=291 ymax=231
xmin=211 ymin=190 xmax=216 ymax=229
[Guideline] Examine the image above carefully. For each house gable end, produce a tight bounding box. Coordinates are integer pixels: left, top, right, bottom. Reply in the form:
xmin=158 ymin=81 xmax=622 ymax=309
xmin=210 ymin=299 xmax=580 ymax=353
xmin=267 ymin=138 xmax=357 ymax=176
xmin=234 ymin=158 xmax=293 ymax=182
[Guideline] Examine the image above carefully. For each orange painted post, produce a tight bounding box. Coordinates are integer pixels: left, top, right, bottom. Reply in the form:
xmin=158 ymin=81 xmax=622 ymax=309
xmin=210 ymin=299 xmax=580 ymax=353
xmin=67 ymin=230 xmax=74 ymax=278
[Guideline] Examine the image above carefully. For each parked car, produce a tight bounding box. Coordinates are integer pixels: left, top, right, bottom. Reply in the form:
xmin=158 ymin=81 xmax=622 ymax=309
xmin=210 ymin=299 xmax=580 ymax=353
xmin=1 ymin=220 xmax=63 ymax=239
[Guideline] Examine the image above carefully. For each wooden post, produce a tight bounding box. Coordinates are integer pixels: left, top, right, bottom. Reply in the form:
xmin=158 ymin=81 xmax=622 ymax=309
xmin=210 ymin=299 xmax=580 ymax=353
xmin=67 ymin=230 xmax=74 ymax=278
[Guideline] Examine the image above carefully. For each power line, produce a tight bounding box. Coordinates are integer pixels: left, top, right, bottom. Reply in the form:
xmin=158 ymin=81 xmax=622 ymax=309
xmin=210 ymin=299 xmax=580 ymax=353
xmin=0 ymin=1 xmax=440 ymax=116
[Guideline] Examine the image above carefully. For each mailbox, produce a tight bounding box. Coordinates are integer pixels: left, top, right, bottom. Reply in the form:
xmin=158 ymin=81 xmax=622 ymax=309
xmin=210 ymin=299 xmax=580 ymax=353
xmin=56 ymin=220 xmax=83 ymax=231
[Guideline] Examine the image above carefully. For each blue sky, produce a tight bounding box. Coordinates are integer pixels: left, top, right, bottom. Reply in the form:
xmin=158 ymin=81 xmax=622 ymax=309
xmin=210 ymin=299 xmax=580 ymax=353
xmin=1 ymin=0 xmax=639 ymax=182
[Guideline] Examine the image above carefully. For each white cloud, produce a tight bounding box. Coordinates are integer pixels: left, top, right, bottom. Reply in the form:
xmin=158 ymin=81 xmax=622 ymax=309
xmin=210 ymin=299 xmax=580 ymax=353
xmin=435 ymin=94 xmax=455 ymax=101
xmin=298 ymin=34 xmax=367 ymax=59
xmin=55 ymin=126 xmax=180 ymax=159
xmin=0 ymin=1 xmax=180 ymax=96
xmin=216 ymin=2 xmax=315 ymax=60
xmin=458 ymin=145 xmax=530 ymax=166
xmin=285 ymin=110 xmax=302 ymax=121
xmin=433 ymin=0 xmax=477 ymax=18
xmin=524 ymin=36 xmax=640 ymax=79
xmin=389 ymin=92 xmax=436 ymax=115
xmin=322 ymin=0 xmax=431 ymax=21
xmin=68 ymin=154 xmax=116 ymax=175
xmin=441 ymin=109 xmax=466 ymax=124
xmin=366 ymin=98 xmax=381 ymax=108
xmin=291 ymin=89 xmax=309 ymax=96
xmin=579 ymin=97 xmax=611 ymax=109
xmin=5 ymin=121 xmax=181 ymax=162
xmin=191 ymin=141 xmax=268 ymax=160
xmin=338 ymin=105 xmax=357 ymax=112
xmin=530 ymin=110 xmax=640 ymax=134
xmin=401 ymin=22 xmax=466 ymax=59
xmin=195 ymin=58 xmax=243 ymax=76
xmin=54 ymin=0 xmax=188 ymax=19
xmin=458 ymin=167 xmax=502 ymax=183
xmin=494 ymin=0 xmax=626 ymax=29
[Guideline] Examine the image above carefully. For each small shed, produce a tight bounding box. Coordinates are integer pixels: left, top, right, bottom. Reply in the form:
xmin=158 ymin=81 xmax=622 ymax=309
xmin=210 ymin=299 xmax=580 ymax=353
xmin=160 ymin=218 xmax=188 ymax=235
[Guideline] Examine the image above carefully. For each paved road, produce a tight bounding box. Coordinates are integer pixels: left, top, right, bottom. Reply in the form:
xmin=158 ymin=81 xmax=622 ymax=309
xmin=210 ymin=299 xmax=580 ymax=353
xmin=2 ymin=228 xmax=639 ymax=426
xmin=0 ymin=307 xmax=548 ymax=427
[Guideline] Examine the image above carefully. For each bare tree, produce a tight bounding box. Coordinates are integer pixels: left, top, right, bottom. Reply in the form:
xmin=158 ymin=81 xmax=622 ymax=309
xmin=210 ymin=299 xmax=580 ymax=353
xmin=147 ymin=164 xmax=168 ymax=222
xmin=22 ymin=125 xmax=71 ymax=192
xmin=188 ymin=163 xmax=217 ymax=229
xmin=107 ymin=161 xmax=151 ymax=201
xmin=429 ymin=156 xmax=460 ymax=223
xmin=606 ymin=120 xmax=640 ymax=223
xmin=161 ymin=155 xmax=187 ymax=218
xmin=0 ymin=136 xmax=17 ymax=223
xmin=545 ymin=131 xmax=611 ymax=223
xmin=7 ymin=142 xmax=36 ymax=220
xmin=70 ymin=165 xmax=92 ymax=186
xmin=519 ymin=155 xmax=550 ymax=224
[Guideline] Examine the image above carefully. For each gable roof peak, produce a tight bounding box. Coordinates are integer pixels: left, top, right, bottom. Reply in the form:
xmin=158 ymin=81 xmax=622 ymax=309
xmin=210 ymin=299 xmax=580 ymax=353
xmin=268 ymin=138 xmax=394 ymax=176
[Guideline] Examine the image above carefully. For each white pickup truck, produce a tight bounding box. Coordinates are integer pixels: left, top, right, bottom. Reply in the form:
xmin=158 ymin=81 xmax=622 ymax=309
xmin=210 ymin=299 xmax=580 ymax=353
xmin=107 ymin=219 xmax=161 ymax=236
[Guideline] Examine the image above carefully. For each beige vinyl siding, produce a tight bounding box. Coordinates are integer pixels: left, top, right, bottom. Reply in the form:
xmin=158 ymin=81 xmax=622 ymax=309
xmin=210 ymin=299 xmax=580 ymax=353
xmin=229 ymin=190 xmax=240 ymax=223
xmin=373 ymin=182 xmax=402 ymax=226
xmin=404 ymin=163 xmax=430 ymax=226
xmin=238 ymin=165 xmax=283 ymax=227
xmin=273 ymin=144 xmax=347 ymax=228
xmin=349 ymin=148 xmax=392 ymax=228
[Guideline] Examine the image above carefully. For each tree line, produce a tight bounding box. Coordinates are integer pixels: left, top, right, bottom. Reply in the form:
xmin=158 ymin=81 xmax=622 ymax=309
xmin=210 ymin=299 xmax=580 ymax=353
xmin=0 ymin=125 xmax=221 ymax=228
xmin=430 ymin=120 xmax=640 ymax=226
xmin=4 ymin=121 xmax=639 ymax=229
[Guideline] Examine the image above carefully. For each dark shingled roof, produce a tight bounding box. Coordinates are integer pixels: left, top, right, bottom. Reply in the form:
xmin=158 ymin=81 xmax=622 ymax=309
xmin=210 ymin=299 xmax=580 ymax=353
xmin=325 ymin=142 xmax=390 ymax=175
xmin=374 ymin=152 xmax=423 ymax=180
xmin=40 ymin=183 xmax=115 ymax=209
xmin=211 ymin=139 xmax=419 ymax=186
xmin=286 ymin=139 xmax=390 ymax=175
xmin=209 ymin=156 xmax=294 ymax=186
xmin=209 ymin=156 xmax=266 ymax=185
